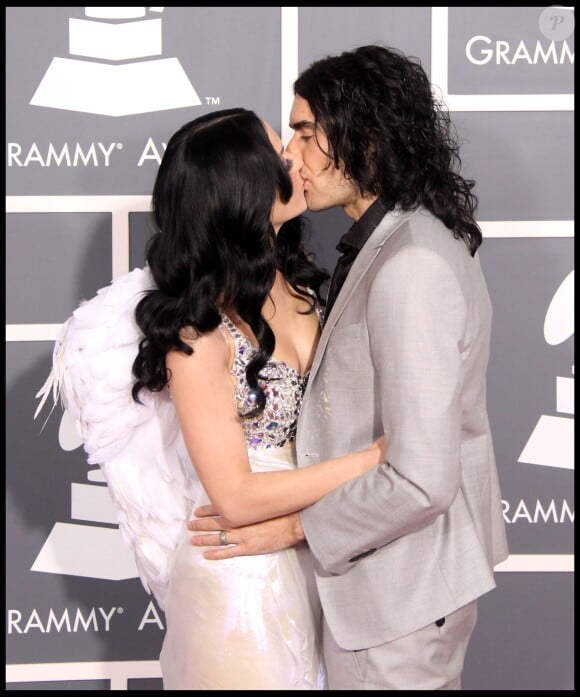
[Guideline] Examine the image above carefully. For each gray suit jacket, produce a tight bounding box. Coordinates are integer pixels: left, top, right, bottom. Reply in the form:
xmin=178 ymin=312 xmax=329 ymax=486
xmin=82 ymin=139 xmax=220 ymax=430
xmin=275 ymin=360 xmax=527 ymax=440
xmin=297 ymin=205 xmax=509 ymax=650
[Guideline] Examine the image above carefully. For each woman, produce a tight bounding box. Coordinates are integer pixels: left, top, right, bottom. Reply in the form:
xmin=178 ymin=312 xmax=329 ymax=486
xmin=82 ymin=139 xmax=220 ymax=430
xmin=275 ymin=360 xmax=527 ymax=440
xmin=39 ymin=109 xmax=385 ymax=690
xmin=140 ymin=109 xmax=385 ymax=689
xmin=144 ymin=109 xmax=388 ymax=689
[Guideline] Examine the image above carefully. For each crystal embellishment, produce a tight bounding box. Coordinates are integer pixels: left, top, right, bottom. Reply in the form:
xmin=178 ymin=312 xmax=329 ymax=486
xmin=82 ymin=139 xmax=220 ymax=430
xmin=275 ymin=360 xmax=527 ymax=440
xmin=221 ymin=315 xmax=309 ymax=449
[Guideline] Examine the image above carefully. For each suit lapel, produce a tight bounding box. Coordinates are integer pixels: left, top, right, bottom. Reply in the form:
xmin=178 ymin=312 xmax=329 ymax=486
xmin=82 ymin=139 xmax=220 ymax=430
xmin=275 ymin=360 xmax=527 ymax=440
xmin=308 ymin=207 xmax=417 ymax=381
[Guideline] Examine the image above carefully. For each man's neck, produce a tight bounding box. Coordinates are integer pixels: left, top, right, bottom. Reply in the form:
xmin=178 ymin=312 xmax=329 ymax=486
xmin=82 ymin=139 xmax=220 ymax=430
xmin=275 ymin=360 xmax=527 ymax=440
xmin=343 ymin=194 xmax=379 ymax=221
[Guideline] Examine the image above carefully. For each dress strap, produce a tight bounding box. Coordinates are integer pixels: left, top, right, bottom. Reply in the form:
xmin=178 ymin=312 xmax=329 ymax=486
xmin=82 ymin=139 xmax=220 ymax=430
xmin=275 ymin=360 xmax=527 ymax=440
xmin=304 ymin=289 xmax=324 ymax=326
xmin=220 ymin=314 xmax=246 ymax=342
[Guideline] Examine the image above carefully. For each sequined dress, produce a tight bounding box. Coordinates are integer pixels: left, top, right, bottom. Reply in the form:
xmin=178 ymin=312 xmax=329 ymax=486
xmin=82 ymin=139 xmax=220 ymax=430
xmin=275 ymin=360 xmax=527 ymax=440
xmin=159 ymin=315 xmax=326 ymax=690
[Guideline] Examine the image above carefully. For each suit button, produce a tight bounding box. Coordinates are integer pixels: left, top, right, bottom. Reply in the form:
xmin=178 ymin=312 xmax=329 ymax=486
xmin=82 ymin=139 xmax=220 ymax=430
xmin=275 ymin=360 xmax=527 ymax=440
xmin=435 ymin=617 xmax=446 ymax=627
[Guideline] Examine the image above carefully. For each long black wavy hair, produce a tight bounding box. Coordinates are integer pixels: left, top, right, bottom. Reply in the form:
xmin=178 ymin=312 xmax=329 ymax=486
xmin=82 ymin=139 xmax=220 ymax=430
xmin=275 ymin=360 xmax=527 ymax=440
xmin=131 ymin=108 xmax=328 ymax=414
xmin=294 ymin=44 xmax=482 ymax=255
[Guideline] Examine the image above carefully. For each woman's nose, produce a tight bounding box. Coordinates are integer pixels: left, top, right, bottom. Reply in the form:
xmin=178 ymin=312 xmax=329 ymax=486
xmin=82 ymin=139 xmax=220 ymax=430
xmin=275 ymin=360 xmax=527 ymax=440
xmin=285 ymin=134 xmax=301 ymax=157
xmin=284 ymin=145 xmax=303 ymax=169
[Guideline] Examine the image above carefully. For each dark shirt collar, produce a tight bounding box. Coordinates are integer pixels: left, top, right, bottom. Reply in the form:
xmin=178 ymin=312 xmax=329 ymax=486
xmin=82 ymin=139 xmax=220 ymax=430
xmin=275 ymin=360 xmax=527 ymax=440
xmin=337 ymin=198 xmax=387 ymax=253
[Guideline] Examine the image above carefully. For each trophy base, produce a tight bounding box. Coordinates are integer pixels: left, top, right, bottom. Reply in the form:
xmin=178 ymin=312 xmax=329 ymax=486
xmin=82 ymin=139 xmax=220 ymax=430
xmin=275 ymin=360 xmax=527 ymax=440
xmin=30 ymin=56 xmax=202 ymax=116
xmin=518 ymin=414 xmax=574 ymax=470
xmin=31 ymin=522 xmax=139 ymax=580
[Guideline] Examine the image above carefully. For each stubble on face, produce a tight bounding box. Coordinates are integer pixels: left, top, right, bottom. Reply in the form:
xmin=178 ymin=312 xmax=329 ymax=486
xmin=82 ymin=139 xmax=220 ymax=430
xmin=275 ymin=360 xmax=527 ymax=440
xmin=288 ymin=96 xmax=362 ymax=217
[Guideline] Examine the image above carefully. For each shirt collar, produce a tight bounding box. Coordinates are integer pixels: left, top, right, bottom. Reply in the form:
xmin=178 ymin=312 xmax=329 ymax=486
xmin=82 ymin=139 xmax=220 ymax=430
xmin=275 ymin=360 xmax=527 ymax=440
xmin=337 ymin=198 xmax=387 ymax=253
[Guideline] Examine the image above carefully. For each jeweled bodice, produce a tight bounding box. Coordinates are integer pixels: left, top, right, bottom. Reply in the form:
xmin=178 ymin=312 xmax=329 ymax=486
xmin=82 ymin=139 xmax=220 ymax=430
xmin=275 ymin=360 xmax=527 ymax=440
xmin=220 ymin=315 xmax=309 ymax=449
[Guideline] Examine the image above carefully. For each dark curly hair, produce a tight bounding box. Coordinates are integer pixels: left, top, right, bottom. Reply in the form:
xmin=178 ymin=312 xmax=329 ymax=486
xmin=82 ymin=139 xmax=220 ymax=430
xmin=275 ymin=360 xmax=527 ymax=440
xmin=131 ymin=108 xmax=328 ymax=414
xmin=294 ymin=44 xmax=482 ymax=255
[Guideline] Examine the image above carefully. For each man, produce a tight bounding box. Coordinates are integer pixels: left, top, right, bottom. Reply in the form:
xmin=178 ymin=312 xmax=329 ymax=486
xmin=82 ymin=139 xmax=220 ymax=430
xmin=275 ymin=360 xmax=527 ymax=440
xmin=189 ymin=44 xmax=509 ymax=690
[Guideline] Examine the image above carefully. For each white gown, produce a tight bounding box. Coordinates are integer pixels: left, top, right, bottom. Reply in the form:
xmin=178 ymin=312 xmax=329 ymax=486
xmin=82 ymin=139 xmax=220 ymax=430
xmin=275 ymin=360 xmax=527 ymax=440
xmin=35 ymin=268 xmax=326 ymax=690
xmin=160 ymin=316 xmax=326 ymax=689
xmin=160 ymin=444 xmax=325 ymax=690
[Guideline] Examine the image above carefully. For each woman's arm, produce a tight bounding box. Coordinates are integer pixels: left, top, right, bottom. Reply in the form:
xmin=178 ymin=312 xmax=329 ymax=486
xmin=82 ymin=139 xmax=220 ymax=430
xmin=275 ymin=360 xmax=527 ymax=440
xmin=166 ymin=327 xmax=383 ymax=527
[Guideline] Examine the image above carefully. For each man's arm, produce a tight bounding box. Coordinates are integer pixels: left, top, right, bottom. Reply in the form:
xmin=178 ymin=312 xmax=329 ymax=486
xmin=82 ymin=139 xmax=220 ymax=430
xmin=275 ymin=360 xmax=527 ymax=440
xmin=187 ymin=505 xmax=304 ymax=560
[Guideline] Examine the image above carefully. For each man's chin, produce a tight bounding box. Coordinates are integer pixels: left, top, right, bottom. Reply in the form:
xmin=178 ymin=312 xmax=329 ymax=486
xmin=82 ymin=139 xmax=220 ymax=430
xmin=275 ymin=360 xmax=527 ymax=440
xmin=304 ymin=192 xmax=330 ymax=212
xmin=304 ymin=196 xmax=321 ymax=212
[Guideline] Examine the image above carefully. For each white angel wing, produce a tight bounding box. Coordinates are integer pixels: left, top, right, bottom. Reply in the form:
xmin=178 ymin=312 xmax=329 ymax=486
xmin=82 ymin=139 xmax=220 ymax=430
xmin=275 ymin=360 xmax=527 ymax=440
xmin=35 ymin=267 xmax=200 ymax=609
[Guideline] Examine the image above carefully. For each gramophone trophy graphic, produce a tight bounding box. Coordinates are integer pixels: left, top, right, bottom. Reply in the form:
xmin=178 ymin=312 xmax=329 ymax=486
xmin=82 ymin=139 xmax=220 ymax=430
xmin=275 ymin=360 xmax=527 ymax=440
xmin=30 ymin=7 xmax=201 ymax=116
xmin=518 ymin=270 xmax=574 ymax=471
xmin=32 ymin=408 xmax=139 ymax=580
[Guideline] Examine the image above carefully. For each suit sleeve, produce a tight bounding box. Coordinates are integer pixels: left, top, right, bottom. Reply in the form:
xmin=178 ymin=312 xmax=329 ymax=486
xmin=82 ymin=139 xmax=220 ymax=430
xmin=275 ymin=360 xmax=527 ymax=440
xmin=299 ymin=244 xmax=468 ymax=575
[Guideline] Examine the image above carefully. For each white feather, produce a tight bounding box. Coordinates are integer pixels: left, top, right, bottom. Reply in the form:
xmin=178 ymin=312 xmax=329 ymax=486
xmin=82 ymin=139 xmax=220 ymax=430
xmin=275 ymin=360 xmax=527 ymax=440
xmin=34 ymin=267 xmax=201 ymax=610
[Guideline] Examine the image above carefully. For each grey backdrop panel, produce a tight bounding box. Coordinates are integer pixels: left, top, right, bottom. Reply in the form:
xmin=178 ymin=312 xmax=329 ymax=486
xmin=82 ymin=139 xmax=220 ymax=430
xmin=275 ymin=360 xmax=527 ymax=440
xmin=479 ymin=239 xmax=573 ymax=554
xmin=6 ymin=213 xmax=113 ymax=323
xmin=5 ymin=6 xmax=574 ymax=691
xmin=448 ymin=6 xmax=574 ymax=94
xmin=454 ymin=112 xmax=574 ymax=221
xmin=6 ymin=7 xmax=282 ymax=196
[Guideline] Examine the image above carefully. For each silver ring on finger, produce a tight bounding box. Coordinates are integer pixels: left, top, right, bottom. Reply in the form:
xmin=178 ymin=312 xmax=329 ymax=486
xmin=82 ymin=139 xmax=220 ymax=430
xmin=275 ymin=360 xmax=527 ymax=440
xmin=218 ymin=530 xmax=228 ymax=546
